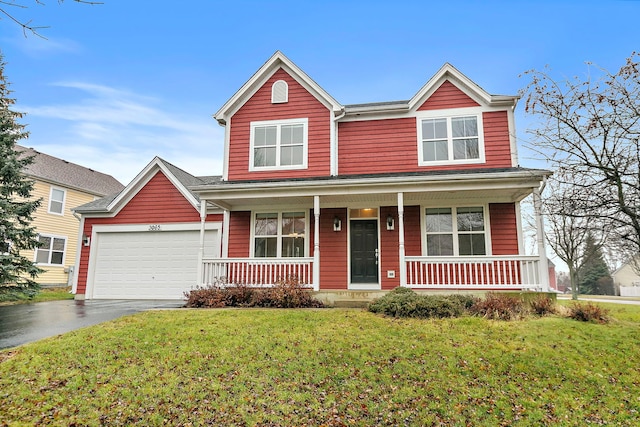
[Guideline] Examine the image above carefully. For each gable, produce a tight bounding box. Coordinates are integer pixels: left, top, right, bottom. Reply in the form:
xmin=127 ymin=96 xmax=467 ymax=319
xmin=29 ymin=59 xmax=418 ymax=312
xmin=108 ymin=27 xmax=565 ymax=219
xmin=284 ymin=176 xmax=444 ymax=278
xmin=113 ymin=171 xmax=201 ymax=223
xmin=417 ymin=80 xmax=480 ymax=111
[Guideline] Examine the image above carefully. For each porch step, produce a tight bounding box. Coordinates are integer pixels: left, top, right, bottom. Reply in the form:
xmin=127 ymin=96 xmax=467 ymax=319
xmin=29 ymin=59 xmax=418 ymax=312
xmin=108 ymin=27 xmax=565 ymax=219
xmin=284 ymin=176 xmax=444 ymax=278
xmin=313 ymin=290 xmax=388 ymax=308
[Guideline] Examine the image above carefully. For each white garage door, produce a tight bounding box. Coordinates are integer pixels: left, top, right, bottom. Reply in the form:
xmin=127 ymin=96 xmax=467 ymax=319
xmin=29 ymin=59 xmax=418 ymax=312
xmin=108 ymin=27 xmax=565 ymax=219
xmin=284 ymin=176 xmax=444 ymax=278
xmin=90 ymin=228 xmax=218 ymax=299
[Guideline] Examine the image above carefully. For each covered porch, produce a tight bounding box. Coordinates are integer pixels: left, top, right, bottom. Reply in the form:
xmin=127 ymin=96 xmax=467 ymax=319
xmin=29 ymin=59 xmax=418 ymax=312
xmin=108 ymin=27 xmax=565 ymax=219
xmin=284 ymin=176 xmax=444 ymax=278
xmin=192 ymin=169 xmax=551 ymax=292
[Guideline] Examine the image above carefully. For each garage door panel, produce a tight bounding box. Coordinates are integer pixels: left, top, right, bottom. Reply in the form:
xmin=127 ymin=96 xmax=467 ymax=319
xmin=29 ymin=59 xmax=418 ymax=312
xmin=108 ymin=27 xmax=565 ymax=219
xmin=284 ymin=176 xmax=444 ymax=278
xmin=91 ymin=229 xmax=218 ymax=299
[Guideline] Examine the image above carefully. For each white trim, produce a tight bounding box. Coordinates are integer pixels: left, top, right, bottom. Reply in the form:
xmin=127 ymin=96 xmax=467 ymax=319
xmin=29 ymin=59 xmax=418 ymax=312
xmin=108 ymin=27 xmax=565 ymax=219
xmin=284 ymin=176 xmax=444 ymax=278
xmin=214 ymin=51 xmax=343 ymax=124
xmin=222 ymin=117 xmax=231 ymax=181
xmin=48 ymin=186 xmax=66 ymax=216
xmin=416 ymin=110 xmax=485 ymax=167
xmin=249 ymin=210 xmax=309 ymax=258
xmin=249 ymin=118 xmax=309 ymax=171
xmin=515 ymin=201 xmax=524 ymax=254
xmin=34 ymin=233 xmax=68 ymax=266
xmin=420 ymin=204 xmax=491 ymax=257
xmin=72 ymin=215 xmax=86 ymax=294
xmin=222 ymin=209 xmax=230 ymax=258
xmin=106 ymin=158 xmax=200 ymax=215
xmin=271 ymin=80 xmax=288 ymax=103
xmin=507 ymin=106 xmax=519 ymax=167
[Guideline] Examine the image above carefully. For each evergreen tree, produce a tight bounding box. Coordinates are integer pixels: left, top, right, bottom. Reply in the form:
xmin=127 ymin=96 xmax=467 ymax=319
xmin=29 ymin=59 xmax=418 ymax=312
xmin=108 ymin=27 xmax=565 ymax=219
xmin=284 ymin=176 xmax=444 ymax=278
xmin=578 ymin=232 xmax=614 ymax=295
xmin=0 ymin=52 xmax=42 ymax=293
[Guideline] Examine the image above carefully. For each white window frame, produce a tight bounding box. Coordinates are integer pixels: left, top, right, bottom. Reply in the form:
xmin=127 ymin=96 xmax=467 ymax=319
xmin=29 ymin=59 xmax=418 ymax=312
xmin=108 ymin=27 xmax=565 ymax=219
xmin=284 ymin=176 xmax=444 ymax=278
xmin=249 ymin=118 xmax=309 ymax=171
xmin=250 ymin=210 xmax=309 ymax=258
xmin=48 ymin=187 xmax=66 ymax=215
xmin=421 ymin=205 xmax=491 ymax=256
xmin=34 ymin=234 xmax=67 ymax=266
xmin=417 ymin=109 xmax=485 ymax=166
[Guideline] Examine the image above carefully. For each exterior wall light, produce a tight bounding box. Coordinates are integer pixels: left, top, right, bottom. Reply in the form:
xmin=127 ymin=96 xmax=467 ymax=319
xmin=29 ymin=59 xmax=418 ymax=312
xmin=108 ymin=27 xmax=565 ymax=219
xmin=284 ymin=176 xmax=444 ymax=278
xmin=386 ymin=214 xmax=395 ymax=230
xmin=333 ymin=216 xmax=342 ymax=232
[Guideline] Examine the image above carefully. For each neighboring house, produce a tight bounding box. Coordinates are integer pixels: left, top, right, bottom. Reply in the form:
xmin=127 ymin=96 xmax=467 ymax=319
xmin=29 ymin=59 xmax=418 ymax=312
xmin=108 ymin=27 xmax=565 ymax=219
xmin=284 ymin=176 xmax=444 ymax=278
xmin=16 ymin=145 xmax=124 ymax=287
xmin=613 ymin=256 xmax=640 ymax=297
xmin=73 ymin=51 xmax=551 ymax=300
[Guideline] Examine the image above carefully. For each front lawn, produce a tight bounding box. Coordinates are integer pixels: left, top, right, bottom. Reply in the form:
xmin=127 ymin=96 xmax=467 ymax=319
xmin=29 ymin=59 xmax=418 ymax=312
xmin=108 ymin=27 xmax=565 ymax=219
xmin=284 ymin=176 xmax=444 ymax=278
xmin=1 ymin=306 xmax=639 ymax=425
xmin=0 ymin=286 xmax=74 ymax=305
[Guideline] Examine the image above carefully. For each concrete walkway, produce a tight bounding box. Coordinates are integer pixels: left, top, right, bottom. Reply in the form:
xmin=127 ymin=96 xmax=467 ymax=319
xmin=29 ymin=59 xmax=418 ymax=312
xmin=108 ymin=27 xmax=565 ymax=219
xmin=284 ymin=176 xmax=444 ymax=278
xmin=0 ymin=299 xmax=183 ymax=350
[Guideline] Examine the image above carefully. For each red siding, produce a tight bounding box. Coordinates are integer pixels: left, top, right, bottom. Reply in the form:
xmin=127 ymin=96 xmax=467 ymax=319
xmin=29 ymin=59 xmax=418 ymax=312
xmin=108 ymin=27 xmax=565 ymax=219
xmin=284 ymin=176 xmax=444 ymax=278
xmin=483 ymin=111 xmax=513 ymax=168
xmin=227 ymin=69 xmax=331 ymax=181
xmin=489 ymin=203 xmax=519 ymax=255
xmin=404 ymin=206 xmax=422 ymax=256
xmin=338 ymin=118 xmax=418 ymax=175
xmin=76 ymin=171 xmax=222 ymax=295
xmin=380 ymin=206 xmax=400 ymax=290
xmin=417 ymin=80 xmax=480 ymax=110
xmin=319 ymin=208 xmax=348 ymax=290
xmin=228 ymin=211 xmax=251 ymax=257
xmin=338 ymin=109 xmax=514 ymax=175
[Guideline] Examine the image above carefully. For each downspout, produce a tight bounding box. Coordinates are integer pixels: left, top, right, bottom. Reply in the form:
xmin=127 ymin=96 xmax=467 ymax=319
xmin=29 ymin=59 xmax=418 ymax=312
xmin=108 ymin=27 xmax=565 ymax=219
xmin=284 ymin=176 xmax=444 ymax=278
xmin=330 ymin=108 xmax=346 ymax=176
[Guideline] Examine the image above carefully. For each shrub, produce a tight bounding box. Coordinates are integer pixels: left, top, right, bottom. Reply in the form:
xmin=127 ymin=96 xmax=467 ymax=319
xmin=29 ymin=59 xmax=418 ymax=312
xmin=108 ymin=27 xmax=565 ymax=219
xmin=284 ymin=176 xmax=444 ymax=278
xmin=470 ymin=292 xmax=530 ymax=321
xmin=184 ymin=277 xmax=323 ymax=309
xmin=368 ymin=288 xmax=477 ymax=319
xmin=567 ymin=302 xmax=610 ymax=324
xmin=529 ymin=295 xmax=556 ymax=316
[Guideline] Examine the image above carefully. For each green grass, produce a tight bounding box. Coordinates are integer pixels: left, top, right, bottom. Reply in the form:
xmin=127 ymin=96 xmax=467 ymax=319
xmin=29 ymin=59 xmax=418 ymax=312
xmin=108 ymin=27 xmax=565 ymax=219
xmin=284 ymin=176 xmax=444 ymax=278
xmin=1 ymin=306 xmax=640 ymax=426
xmin=0 ymin=286 xmax=74 ymax=305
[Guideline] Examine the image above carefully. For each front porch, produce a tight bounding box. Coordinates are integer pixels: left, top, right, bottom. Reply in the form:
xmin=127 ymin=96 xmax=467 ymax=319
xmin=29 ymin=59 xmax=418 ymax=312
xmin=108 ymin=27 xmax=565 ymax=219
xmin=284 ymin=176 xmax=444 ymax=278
xmin=200 ymin=255 xmax=544 ymax=290
xmin=193 ymin=169 xmax=552 ymax=293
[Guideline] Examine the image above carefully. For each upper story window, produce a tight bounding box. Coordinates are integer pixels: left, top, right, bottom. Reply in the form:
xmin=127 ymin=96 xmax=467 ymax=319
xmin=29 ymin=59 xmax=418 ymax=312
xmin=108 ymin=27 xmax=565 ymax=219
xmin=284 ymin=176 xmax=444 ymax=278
xmin=417 ymin=112 xmax=484 ymax=166
xmin=250 ymin=118 xmax=308 ymax=171
xmin=425 ymin=206 xmax=487 ymax=256
xmin=271 ymin=80 xmax=288 ymax=103
xmin=48 ymin=187 xmax=66 ymax=215
xmin=253 ymin=211 xmax=307 ymax=257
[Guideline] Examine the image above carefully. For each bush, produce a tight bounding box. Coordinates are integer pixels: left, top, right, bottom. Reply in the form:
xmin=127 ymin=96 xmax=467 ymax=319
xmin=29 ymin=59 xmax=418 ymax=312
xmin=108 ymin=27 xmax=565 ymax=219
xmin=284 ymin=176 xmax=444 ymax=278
xmin=470 ymin=292 xmax=530 ymax=321
xmin=184 ymin=277 xmax=324 ymax=309
xmin=529 ymin=295 xmax=556 ymax=316
xmin=368 ymin=288 xmax=478 ymax=319
xmin=0 ymin=285 xmax=39 ymax=302
xmin=567 ymin=302 xmax=610 ymax=324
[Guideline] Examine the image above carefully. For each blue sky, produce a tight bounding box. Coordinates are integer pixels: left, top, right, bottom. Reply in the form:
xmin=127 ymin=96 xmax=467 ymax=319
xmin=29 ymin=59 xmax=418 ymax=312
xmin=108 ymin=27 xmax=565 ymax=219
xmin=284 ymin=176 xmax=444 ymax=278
xmin=1 ymin=0 xmax=639 ymax=184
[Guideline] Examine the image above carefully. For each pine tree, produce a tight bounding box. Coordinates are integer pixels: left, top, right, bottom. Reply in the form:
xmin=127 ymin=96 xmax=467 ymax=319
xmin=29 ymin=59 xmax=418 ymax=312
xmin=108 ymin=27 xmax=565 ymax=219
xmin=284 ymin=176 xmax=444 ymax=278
xmin=0 ymin=51 xmax=42 ymax=293
xmin=578 ymin=232 xmax=613 ymax=295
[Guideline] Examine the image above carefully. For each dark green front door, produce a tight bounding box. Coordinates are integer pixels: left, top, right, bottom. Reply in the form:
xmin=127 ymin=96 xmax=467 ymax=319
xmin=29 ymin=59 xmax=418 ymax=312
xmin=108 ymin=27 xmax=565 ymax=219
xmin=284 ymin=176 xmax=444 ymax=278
xmin=350 ymin=219 xmax=379 ymax=284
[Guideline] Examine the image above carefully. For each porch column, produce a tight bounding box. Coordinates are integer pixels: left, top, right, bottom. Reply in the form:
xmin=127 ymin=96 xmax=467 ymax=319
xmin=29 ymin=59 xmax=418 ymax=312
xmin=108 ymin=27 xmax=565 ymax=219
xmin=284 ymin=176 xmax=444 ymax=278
xmin=313 ymin=196 xmax=320 ymax=291
xmin=533 ymin=187 xmax=550 ymax=291
xmin=197 ymin=200 xmax=207 ymax=286
xmin=398 ymin=192 xmax=407 ymax=287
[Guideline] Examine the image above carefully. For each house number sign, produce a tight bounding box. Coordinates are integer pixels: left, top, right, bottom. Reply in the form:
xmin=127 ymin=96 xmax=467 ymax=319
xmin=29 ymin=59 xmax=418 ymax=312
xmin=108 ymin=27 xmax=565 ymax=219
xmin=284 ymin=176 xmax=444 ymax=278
xmin=148 ymin=225 xmax=162 ymax=231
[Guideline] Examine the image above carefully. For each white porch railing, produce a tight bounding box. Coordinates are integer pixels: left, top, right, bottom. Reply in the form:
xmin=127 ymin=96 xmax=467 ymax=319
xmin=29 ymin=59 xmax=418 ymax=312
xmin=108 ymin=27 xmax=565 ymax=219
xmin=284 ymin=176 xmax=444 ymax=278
xmin=201 ymin=257 xmax=314 ymax=287
xmin=405 ymin=256 xmax=541 ymax=289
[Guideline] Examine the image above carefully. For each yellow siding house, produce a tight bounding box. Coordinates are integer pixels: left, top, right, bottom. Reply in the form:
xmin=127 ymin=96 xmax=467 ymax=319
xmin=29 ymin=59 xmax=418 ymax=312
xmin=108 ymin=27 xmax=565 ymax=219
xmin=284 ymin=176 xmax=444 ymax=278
xmin=17 ymin=146 xmax=124 ymax=287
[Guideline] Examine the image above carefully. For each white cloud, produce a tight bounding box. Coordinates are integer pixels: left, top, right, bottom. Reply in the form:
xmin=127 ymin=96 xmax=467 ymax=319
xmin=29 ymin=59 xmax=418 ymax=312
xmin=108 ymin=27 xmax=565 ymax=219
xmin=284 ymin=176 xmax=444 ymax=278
xmin=21 ymin=81 xmax=224 ymax=184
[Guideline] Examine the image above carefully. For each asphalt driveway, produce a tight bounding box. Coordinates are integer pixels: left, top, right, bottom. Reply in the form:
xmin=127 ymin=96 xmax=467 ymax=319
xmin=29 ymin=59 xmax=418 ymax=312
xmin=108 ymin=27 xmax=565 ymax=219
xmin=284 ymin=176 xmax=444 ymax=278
xmin=0 ymin=299 xmax=184 ymax=350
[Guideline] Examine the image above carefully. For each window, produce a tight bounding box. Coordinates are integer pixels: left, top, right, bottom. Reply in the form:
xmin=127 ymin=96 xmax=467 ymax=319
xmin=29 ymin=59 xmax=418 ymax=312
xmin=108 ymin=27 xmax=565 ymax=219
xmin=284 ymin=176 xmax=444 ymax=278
xmin=271 ymin=80 xmax=288 ymax=103
xmin=418 ymin=114 xmax=483 ymax=165
xmin=425 ymin=207 xmax=486 ymax=256
xmin=254 ymin=211 xmax=306 ymax=257
xmin=250 ymin=118 xmax=308 ymax=170
xmin=35 ymin=235 xmax=66 ymax=265
xmin=48 ymin=187 xmax=66 ymax=215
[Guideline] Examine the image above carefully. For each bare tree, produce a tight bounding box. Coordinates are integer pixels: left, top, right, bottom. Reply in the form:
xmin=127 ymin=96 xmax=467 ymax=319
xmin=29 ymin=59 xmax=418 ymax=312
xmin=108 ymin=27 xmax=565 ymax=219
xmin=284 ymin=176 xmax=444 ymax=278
xmin=522 ymin=53 xmax=640 ymax=270
xmin=0 ymin=0 xmax=102 ymax=38
xmin=542 ymin=178 xmax=601 ymax=299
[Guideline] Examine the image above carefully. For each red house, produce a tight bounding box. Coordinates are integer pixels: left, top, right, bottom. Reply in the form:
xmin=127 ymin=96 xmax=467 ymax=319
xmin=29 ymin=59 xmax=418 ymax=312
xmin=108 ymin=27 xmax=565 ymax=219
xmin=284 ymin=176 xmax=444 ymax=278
xmin=73 ymin=52 xmax=551 ymax=300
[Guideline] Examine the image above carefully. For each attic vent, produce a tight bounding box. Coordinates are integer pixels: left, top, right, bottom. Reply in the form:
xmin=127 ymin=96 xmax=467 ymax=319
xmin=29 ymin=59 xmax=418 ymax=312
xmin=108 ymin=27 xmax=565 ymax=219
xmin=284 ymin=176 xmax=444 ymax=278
xmin=271 ymin=80 xmax=288 ymax=104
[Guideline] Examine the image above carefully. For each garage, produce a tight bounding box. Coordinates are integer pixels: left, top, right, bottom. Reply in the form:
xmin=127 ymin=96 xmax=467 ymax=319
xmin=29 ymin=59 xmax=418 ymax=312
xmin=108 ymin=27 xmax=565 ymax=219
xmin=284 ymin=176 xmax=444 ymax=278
xmin=88 ymin=224 xmax=219 ymax=299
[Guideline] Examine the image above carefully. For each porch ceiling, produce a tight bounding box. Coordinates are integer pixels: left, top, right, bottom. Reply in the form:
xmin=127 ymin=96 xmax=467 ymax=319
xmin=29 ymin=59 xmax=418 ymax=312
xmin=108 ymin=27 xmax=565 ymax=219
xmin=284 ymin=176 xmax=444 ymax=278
xmin=198 ymin=171 xmax=546 ymax=211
